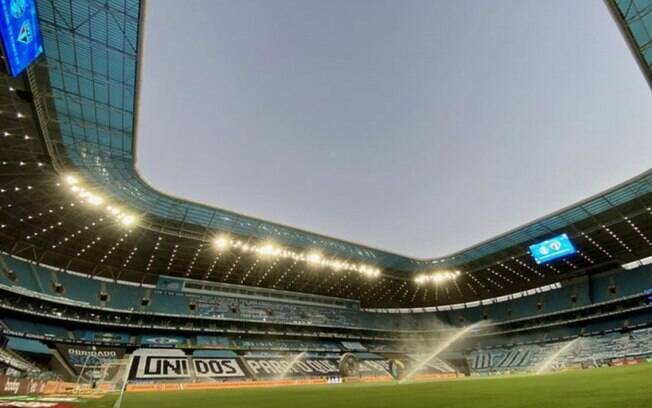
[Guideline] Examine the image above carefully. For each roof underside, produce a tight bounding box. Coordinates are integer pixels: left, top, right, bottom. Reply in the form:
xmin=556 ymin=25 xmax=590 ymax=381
xmin=0 ymin=0 xmax=650 ymax=307
xmin=609 ymin=0 xmax=652 ymax=88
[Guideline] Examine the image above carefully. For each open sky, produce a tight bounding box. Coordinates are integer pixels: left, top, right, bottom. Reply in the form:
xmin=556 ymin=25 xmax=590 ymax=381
xmin=136 ymin=0 xmax=652 ymax=258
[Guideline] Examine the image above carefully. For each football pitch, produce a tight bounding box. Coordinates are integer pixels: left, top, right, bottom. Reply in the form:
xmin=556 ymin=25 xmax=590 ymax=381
xmin=84 ymin=363 xmax=652 ymax=408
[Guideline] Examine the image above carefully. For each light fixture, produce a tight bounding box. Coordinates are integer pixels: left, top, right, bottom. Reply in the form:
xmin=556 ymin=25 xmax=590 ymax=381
xmin=414 ymin=270 xmax=461 ymax=285
xmin=306 ymin=252 xmax=322 ymax=265
xmin=214 ymin=236 xmax=230 ymax=249
xmin=211 ymin=236 xmax=381 ymax=278
xmin=120 ymin=215 xmax=135 ymax=226
xmin=257 ymin=243 xmax=280 ymax=257
xmin=65 ymin=175 xmax=78 ymax=185
xmin=61 ymin=175 xmax=138 ymax=227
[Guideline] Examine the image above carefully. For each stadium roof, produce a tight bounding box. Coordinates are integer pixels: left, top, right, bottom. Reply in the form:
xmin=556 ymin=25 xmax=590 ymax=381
xmin=0 ymin=0 xmax=650 ymax=307
xmin=608 ymin=0 xmax=652 ymax=88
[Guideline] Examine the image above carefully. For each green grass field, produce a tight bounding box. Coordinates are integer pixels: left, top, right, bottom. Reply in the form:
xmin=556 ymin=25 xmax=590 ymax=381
xmin=83 ymin=364 xmax=652 ymax=408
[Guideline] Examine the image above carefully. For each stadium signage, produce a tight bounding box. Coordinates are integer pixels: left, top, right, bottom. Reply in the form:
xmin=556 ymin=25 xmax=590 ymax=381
xmin=529 ymin=234 xmax=576 ymax=264
xmin=0 ymin=0 xmax=43 ymax=76
xmin=3 ymin=380 xmax=18 ymax=394
xmin=192 ymin=358 xmax=246 ymax=378
xmin=135 ymin=356 xmax=191 ymax=379
xmin=0 ymin=376 xmax=46 ymax=396
xmin=67 ymin=349 xmax=118 ymax=359
xmin=140 ymin=335 xmax=185 ymax=347
xmin=244 ymin=358 xmax=339 ymax=377
xmin=56 ymin=344 xmax=125 ymax=380
xmin=126 ymin=350 xmax=397 ymax=381
xmin=61 ymin=347 xmax=121 ymax=362
xmin=83 ymin=331 xmax=130 ymax=344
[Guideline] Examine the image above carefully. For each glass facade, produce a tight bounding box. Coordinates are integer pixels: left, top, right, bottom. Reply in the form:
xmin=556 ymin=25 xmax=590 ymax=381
xmin=610 ymin=0 xmax=652 ymax=87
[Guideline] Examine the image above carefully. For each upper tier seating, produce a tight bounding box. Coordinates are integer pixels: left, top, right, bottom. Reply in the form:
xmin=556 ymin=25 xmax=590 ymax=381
xmin=0 ymin=254 xmax=650 ymax=330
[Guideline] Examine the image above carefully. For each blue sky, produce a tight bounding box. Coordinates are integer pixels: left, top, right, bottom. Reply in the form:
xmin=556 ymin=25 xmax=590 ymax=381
xmin=136 ymin=0 xmax=652 ymax=257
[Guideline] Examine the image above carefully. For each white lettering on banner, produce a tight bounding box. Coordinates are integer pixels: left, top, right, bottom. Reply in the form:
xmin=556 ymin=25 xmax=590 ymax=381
xmin=192 ymin=359 xmax=245 ymax=378
xmin=28 ymin=382 xmax=39 ymax=394
xmin=244 ymin=359 xmax=339 ymax=377
xmin=128 ymin=353 xmax=393 ymax=380
xmin=258 ymin=360 xmax=274 ymax=374
xmin=135 ymin=356 xmax=191 ymax=379
xmin=269 ymin=360 xmax=283 ymax=373
xmin=247 ymin=360 xmax=261 ymax=375
xmin=67 ymin=348 xmax=118 ymax=359
xmin=4 ymin=380 xmax=19 ymax=394
xmin=143 ymin=337 xmax=181 ymax=345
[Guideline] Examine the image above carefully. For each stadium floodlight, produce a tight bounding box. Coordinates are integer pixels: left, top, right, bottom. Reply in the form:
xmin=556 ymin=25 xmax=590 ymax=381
xmin=120 ymin=215 xmax=136 ymax=226
xmin=209 ymin=236 xmax=381 ymax=278
xmin=61 ymin=175 xmax=138 ymax=228
xmin=257 ymin=243 xmax=280 ymax=257
xmin=87 ymin=194 xmax=104 ymax=206
xmin=622 ymin=255 xmax=652 ymax=270
xmin=306 ymin=252 xmax=323 ymax=265
xmin=214 ymin=236 xmax=231 ymax=249
xmin=77 ymin=189 xmax=105 ymax=207
xmin=414 ymin=270 xmax=461 ymax=285
xmin=65 ymin=175 xmax=78 ymax=185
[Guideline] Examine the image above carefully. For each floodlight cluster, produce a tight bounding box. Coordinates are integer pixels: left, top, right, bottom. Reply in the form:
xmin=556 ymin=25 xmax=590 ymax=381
xmin=60 ymin=174 xmax=380 ymax=277
xmin=63 ymin=175 xmax=137 ymax=226
xmin=213 ymin=236 xmax=381 ymax=278
xmin=414 ymin=270 xmax=461 ymax=285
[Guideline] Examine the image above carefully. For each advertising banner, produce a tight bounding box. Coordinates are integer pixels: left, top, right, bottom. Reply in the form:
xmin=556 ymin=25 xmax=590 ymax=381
xmin=139 ymin=335 xmax=186 ymax=348
xmin=192 ymin=358 xmax=247 ymax=379
xmin=55 ymin=344 xmax=125 ymax=382
xmin=244 ymin=357 xmax=339 ymax=378
xmin=134 ymin=355 xmax=190 ymax=379
xmin=126 ymin=349 xmax=394 ymax=381
xmin=0 ymin=375 xmax=46 ymax=396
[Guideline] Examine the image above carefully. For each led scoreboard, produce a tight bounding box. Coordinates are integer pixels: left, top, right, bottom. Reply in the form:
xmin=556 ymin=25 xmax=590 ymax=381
xmin=0 ymin=0 xmax=43 ymax=76
xmin=529 ymin=233 xmax=576 ymax=264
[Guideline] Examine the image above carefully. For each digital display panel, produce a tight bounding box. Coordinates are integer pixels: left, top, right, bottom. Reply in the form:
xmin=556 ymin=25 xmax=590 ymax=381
xmin=529 ymin=233 xmax=576 ymax=264
xmin=0 ymin=0 xmax=43 ymax=76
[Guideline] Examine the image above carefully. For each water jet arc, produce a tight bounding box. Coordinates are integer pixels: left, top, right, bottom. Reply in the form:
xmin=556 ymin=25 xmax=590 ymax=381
xmin=536 ymin=338 xmax=579 ymax=375
xmin=276 ymin=351 xmax=307 ymax=380
xmin=400 ymin=322 xmax=482 ymax=383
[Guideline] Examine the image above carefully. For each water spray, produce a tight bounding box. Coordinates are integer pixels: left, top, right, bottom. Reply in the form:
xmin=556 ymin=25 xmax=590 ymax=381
xmin=535 ymin=338 xmax=580 ymax=375
xmin=276 ymin=351 xmax=307 ymax=380
xmin=400 ymin=321 xmax=482 ymax=383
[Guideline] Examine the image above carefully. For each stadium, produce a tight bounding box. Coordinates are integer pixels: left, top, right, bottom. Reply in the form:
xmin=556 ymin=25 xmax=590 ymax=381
xmin=0 ymin=0 xmax=650 ymax=407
